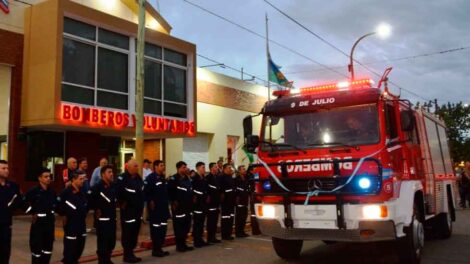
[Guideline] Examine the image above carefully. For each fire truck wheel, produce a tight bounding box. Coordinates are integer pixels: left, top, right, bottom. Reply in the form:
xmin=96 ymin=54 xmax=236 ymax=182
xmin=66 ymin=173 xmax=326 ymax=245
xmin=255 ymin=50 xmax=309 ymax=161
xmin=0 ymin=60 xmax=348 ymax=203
xmin=398 ymin=205 xmax=424 ymax=264
xmin=436 ymin=195 xmax=453 ymax=239
xmin=272 ymin=237 xmax=303 ymax=259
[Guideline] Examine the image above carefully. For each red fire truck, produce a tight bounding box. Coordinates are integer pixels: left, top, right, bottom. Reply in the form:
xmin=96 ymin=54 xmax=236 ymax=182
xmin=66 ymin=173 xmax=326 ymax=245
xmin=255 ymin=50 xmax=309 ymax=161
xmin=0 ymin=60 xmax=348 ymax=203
xmin=243 ymin=72 xmax=457 ymax=263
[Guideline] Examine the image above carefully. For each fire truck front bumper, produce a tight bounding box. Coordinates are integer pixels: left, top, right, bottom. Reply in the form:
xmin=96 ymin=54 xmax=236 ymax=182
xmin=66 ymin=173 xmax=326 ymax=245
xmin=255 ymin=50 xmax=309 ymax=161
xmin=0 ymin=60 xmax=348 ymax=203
xmin=255 ymin=203 xmax=399 ymax=242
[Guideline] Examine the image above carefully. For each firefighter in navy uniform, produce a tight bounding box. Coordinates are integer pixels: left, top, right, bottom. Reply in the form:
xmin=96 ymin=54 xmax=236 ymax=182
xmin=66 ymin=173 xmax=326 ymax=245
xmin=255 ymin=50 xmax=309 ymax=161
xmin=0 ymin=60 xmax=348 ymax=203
xmin=191 ymin=162 xmax=208 ymax=247
xmin=168 ymin=161 xmax=194 ymax=252
xmin=218 ymin=164 xmax=236 ymax=240
xmin=57 ymin=170 xmax=89 ymax=264
xmin=235 ymin=165 xmax=250 ymax=238
xmin=205 ymin=163 xmax=221 ymax=243
xmin=143 ymin=160 xmax=170 ymax=257
xmin=23 ymin=168 xmax=57 ymax=264
xmin=0 ymin=160 xmax=23 ymax=264
xmin=116 ymin=159 xmax=144 ymax=263
xmin=88 ymin=165 xmax=117 ymax=264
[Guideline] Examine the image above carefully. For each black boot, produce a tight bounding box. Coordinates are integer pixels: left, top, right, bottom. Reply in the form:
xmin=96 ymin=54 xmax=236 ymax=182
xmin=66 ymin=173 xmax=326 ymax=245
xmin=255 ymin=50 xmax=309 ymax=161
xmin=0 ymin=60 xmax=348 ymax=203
xmin=123 ymin=250 xmax=141 ymax=263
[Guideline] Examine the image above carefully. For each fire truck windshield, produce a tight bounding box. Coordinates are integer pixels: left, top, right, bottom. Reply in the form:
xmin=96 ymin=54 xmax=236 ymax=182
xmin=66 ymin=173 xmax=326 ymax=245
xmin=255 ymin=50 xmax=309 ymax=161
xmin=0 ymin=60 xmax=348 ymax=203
xmin=262 ymin=104 xmax=379 ymax=150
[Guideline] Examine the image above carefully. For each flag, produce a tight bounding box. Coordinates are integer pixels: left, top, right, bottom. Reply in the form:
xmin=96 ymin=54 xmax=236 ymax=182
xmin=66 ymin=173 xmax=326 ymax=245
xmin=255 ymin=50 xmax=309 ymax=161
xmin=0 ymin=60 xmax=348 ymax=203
xmin=242 ymin=146 xmax=255 ymax=164
xmin=268 ymin=53 xmax=292 ymax=88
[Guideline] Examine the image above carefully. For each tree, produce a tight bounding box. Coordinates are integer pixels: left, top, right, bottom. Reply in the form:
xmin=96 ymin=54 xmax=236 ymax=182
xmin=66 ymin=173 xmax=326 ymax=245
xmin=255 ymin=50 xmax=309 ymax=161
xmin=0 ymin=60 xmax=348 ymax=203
xmin=433 ymin=101 xmax=470 ymax=162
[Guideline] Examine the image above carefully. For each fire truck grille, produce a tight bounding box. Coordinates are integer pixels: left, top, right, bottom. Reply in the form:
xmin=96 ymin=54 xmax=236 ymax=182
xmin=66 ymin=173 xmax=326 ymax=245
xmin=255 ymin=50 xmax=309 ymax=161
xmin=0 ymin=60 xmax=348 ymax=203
xmin=265 ymin=176 xmax=381 ymax=195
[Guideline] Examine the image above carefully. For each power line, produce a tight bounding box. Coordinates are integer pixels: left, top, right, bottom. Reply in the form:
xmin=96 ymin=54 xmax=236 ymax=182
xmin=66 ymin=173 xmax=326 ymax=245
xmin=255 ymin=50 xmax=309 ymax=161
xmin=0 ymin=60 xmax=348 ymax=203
xmin=286 ymin=45 xmax=470 ymax=74
xmin=182 ymin=0 xmax=348 ymax=78
xmin=263 ymin=0 xmax=432 ymax=102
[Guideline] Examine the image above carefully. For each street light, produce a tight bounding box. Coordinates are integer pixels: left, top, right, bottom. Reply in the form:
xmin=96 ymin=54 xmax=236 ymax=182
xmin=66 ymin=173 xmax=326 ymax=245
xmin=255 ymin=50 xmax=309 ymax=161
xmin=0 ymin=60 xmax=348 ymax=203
xmin=349 ymin=23 xmax=391 ymax=81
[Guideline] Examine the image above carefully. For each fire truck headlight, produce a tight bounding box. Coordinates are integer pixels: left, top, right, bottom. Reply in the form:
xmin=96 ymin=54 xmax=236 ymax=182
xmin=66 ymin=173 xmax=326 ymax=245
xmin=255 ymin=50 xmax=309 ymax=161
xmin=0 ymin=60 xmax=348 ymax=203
xmin=262 ymin=180 xmax=272 ymax=191
xmin=258 ymin=205 xmax=276 ymax=218
xmin=362 ymin=205 xmax=388 ymax=219
xmin=358 ymin=177 xmax=371 ymax=189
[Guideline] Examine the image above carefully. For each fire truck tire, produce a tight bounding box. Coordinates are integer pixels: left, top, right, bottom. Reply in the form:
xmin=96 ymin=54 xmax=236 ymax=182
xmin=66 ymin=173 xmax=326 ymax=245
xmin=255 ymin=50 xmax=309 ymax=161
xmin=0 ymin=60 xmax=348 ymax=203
xmin=436 ymin=195 xmax=453 ymax=239
xmin=272 ymin=237 xmax=303 ymax=259
xmin=398 ymin=204 xmax=424 ymax=264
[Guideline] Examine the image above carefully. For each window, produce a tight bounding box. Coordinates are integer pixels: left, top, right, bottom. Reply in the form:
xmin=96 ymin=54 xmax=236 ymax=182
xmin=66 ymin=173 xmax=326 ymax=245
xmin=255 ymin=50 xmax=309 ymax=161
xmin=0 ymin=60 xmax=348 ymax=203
xmin=27 ymin=131 xmax=64 ymax=182
xmin=62 ymin=18 xmax=190 ymax=119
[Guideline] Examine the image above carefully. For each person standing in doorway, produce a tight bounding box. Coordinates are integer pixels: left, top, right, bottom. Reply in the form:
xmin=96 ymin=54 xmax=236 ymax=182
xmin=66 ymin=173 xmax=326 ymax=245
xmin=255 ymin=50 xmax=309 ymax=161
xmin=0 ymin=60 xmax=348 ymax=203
xmin=168 ymin=161 xmax=194 ymax=252
xmin=0 ymin=160 xmax=22 ymax=264
xmin=24 ymin=168 xmax=57 ymax=264
xmin=142 ymin=159 xmax=152 ymax=180
xmin=88 ymin=165 xmax=117 ymax=264
xmin=116 ymin=159 xmax=144 ymax=263
xmin=90 ymin=158 xmax=108 ymax=187
xmin=144 ymin=160 xmax=170 ymax=257
xmin=62 ymin=157 xmax=78 ymax=187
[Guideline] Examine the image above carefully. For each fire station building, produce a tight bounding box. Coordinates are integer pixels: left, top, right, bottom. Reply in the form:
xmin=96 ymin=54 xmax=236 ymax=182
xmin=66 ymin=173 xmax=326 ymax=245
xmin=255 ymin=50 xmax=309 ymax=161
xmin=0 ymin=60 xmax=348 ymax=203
xmin=0 ymin=0 xmax=266 ymax=191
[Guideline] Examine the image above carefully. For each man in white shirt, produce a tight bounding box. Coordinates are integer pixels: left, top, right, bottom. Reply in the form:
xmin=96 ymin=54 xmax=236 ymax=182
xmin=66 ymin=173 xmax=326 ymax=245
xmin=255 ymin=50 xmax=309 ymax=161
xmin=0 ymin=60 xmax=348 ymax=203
xmin=90 ymin=158 xmax=108 ymax=187
xmin=143 ymin=159 xmax=152 ymax=180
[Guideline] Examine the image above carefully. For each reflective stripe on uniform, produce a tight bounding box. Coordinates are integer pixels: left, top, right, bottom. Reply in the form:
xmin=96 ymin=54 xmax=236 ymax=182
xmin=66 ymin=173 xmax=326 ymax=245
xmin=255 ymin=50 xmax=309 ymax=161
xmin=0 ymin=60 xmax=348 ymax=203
xmin=208 ymin=184 xmax=217 ymax=189
xmin=66 ymin=236 xmax=77 ymax=240
xmin=32 ymin=253 xmax=41 ymax=258
xmin=156 ymin=182 xmax=163 ymax=186
xmin=125 ymin=219 xmax=136 ymax=223
xmin=65 ymin=200 xmax=76 ymax=210
xmin=152 ymin=224 xmax=161 ymax=227
xmin=193 ymin=190 xmax=203 ymax=195
xmin=100 ymin=192 xmax=111 ymax=203
xmin=125 ymin=188 xmax=136 ymax=193
xmin=193 ymin=210 xmax=203 ymax=214
xmin=161 ymin=222 xmax=168 ymax=226
xmin=42 ymin=250 xmax=52 ymax=255
xmin=82 ymin=233 xmax=87 ymax=237
xmin=208 ymin=208 xmax=218 ymax=211
xmin=177 ymin=186 xmax=187 ymax=192
xmin=7 ymin=194 xmax=17 ymax=207
xmin=221 ymin=215 xmax=231 ymax=219
xmin=237 ymin=187 xmax=244 ymax=191
xmin=37 ymin=213 xmax=47 ymax=217
xmin=175 ymin=214 xmax=186 ymax=218
xmin=25 ymin=206 xmax=32 ymax=214
xmin=225 ymin=189 xmax=233 ymax=193
xmin=237 ymin=205 xmax=246 ymax=207
xmin=98 ymin=218 xmax=110 ymax=221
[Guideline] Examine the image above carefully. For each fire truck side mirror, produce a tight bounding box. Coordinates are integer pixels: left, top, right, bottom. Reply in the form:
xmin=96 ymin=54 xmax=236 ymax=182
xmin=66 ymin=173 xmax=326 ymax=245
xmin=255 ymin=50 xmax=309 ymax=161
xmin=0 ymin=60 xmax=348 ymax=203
xmin=400 ymin=110 xmax=415 ymax=132
xmin=243 ymin=115 xmax=253 ymax=137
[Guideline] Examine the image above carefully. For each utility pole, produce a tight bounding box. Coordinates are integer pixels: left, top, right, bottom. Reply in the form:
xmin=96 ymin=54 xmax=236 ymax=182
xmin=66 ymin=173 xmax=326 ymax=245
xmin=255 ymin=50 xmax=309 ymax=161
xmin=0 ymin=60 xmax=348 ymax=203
xmin=135 ymin=0 xmax=146 ymax=171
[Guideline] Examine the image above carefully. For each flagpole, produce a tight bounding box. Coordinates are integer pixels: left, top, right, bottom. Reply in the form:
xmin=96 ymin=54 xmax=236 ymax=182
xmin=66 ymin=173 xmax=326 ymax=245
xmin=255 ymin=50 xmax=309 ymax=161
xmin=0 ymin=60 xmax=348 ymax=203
xmin=266 ymin=13 xmax=270 ymax=101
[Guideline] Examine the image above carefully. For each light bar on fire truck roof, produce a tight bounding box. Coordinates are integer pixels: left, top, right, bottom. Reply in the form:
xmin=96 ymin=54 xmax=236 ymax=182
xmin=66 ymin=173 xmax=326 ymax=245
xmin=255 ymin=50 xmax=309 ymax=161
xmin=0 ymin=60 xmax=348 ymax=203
xmin=300 ymin=78 xmax=374 ymax=94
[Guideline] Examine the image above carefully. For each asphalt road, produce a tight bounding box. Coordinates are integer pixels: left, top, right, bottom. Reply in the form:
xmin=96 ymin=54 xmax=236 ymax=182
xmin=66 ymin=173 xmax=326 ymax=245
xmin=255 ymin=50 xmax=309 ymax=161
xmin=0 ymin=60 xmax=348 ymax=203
xmin=102 ymin=209 xmax=470 ymax=264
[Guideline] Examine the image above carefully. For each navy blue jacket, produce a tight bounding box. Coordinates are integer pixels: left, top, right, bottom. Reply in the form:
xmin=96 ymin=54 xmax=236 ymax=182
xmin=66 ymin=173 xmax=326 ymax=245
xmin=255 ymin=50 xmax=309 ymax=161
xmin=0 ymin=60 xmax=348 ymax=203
xmin=191 ymin=173 xmax=207 ymax=212
xmin=57 ymin=186 xmax=88 ymax=236
xmin=168 ymin=173 xmax=193 ymax=215
xmin=144 ymin=172 xmax=170 ymax=222
xmin=116 ymin=171 xmax=144 ymax=223
xmin=88 ymin=181 xmax=117 ymax=222
xmin=0 ymin=180 xmax=22 ymax=226
xmin=23 ymin=185 xmax=57 ymax=221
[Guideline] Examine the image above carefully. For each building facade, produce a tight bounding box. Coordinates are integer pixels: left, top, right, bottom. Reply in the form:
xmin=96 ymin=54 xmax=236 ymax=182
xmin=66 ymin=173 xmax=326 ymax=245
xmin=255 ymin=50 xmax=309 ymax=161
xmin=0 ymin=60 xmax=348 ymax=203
xmin=0 ymin=0 xmax=266 ymax=190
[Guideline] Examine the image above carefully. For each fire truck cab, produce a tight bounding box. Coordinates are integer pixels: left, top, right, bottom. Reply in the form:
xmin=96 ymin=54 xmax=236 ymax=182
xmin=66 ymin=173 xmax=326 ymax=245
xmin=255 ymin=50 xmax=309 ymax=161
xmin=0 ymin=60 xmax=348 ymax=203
xmin=243 ymin=76 xmax=457 ymax=263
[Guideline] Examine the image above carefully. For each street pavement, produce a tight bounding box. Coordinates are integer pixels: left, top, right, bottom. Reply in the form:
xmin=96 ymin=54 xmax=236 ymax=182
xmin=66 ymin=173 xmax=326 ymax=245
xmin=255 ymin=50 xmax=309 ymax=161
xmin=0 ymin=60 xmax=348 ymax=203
xmin=10 ymin=209 xmax=470 ymax=263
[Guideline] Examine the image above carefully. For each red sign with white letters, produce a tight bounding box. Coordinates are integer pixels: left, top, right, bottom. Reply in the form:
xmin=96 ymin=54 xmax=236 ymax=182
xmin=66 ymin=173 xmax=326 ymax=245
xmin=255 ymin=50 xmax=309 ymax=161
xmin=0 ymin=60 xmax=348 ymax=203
xmin=60 ymin=103 xmax=195 ymax=136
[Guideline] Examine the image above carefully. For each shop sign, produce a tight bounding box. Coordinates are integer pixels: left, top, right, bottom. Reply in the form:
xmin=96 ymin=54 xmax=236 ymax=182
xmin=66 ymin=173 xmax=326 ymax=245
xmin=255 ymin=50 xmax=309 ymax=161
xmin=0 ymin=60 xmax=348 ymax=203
xmin=0 ymin=0 xmax=8 ymax=14
xmin=61 ymin=103 xmax=195 ymax=136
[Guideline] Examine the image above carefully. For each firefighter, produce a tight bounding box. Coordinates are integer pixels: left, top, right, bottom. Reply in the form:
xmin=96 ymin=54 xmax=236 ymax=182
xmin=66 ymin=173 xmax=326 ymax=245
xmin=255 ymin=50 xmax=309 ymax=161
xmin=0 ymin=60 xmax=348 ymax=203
xmin=88 ymin=165 xmax=117 ymax=264
xmin=116 ymin=159 xmax=144 ymax=263
xmin=248 ymin=167 xmax=261 ymax=235
xmin=235 ymin=165 xmax=250 ymax=238
xmin=57 ymin=170 xmax=89 ymax=264
xmin=205 ymin=163 xmax=221 ymax=243
xmin=218 ymin=163 xmax=236 ymax=240
xmin=23 ymin=168 xmax=57 ymax=264
xmin=0 ymin=160 xmax=23 ymax=264
xmin=192 ymin=162 xmax=208 ymax=247
xmin=168 ymin=161 xmax=194 ymax=252
xmin=144 ymin=160 xmax=170 ymax=257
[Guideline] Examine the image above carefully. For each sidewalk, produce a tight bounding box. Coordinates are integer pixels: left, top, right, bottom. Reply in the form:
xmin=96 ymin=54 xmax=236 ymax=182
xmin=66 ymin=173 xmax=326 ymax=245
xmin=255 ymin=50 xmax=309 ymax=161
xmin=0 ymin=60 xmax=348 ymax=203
xmin=10 ymin=212 xmax=176 ymax=263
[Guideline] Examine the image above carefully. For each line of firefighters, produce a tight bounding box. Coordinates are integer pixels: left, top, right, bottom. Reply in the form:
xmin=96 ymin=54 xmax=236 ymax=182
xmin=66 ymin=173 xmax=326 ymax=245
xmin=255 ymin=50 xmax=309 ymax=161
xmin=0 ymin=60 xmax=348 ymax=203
xmin=0 ymin=159 xmax=261 ymax=264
